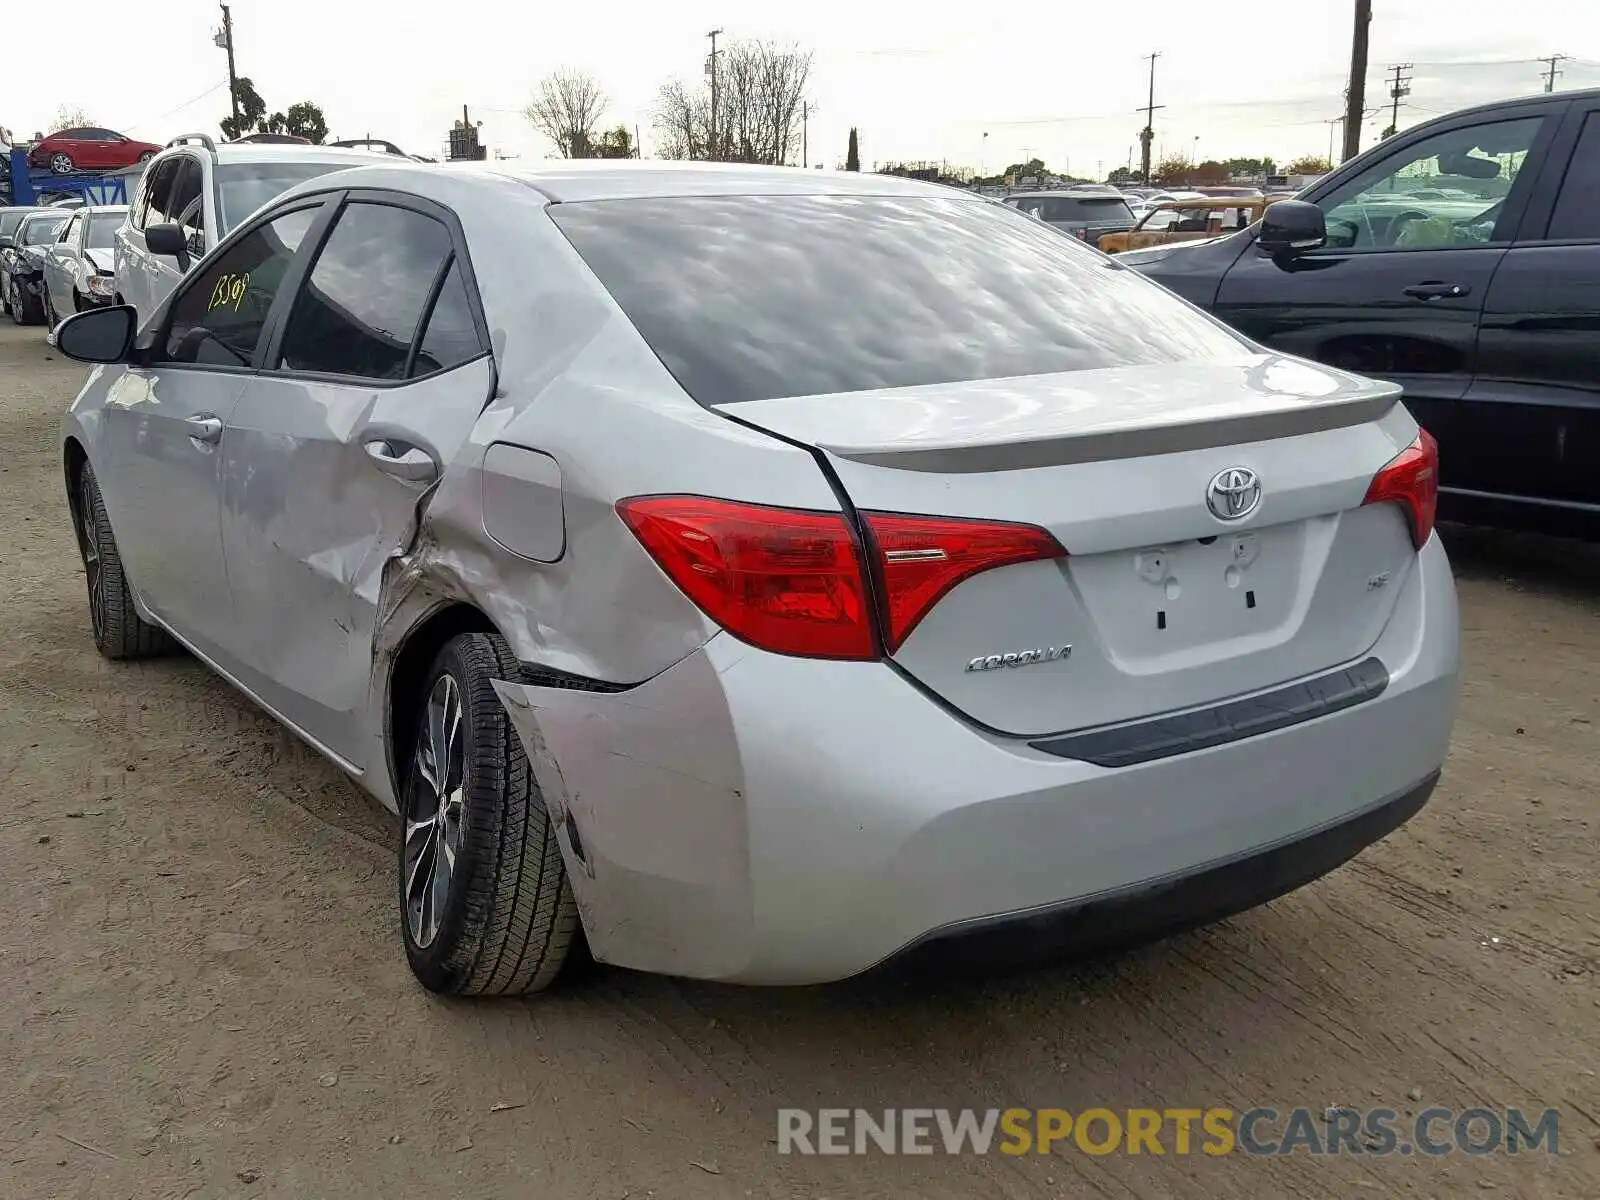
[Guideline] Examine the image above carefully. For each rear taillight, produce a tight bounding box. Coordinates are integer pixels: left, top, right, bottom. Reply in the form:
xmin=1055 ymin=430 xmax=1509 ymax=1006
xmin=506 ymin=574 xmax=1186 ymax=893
xmin=861 ymin=511 xmax=1066 ymax=652
xmin=616 ymin=496 xmax=875 ymax=660
xmin=1363 ymin=429 xmax=1438 ymax=549
xmin=617 ymin=496 xmax=1066 ymax=660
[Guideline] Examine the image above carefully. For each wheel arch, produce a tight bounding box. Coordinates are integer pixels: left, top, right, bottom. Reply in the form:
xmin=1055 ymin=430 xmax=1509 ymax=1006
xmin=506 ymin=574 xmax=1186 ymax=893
xmin=62 ymin=437 xmax=89 ymax=544
xmin=384 ymin=601 xmax=504 ymax=800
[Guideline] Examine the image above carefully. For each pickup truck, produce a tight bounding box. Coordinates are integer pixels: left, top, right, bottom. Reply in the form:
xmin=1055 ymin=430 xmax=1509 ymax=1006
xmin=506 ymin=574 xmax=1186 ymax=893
xmin=1124 ymin=87 xmax=1600 ymax=538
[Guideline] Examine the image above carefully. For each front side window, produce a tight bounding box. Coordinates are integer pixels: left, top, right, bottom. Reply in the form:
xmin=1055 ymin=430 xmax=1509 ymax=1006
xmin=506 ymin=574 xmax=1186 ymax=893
xmin=140 ymin=157 xmax=182 ymax=228
xmin=276 ymin=202 xmax=453 ymax=380
xmin=161 ymin=206 xmax=319 ymax=367
xmin=1546 ymin=112 xmax=1600 ymax=241
xmin=61 ymin=213 xmax=83 ymax=243
xmin=1320 ymin=117 xmax=1544 ymax=250
xmin=165 ymin=158 xmax=202 ymax=229
xmin=550 ymin=194 xmax=1248 ymax=407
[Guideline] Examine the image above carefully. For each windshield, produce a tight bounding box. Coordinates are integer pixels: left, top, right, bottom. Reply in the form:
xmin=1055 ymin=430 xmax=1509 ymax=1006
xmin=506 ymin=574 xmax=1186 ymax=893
xmin=550 ymin=194 xmax=1245 ymax=408
xmin=22 ymin=215 xmax=70 ymax=245
xmin=216 ymin=161 xmax=350 ymax=232
xmin=86 ymin=212 xmax=124 ymax=249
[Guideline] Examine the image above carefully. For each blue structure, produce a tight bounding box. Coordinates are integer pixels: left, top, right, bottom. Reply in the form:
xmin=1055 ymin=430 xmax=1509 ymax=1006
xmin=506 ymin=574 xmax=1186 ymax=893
xmin=7 ymin=148 xmax=133 ymax=206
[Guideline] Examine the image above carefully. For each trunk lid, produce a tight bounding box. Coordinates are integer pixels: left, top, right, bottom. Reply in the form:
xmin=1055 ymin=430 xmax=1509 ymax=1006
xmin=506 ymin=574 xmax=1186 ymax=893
xmin=719 ymin=354 xmax=1420 ymax=737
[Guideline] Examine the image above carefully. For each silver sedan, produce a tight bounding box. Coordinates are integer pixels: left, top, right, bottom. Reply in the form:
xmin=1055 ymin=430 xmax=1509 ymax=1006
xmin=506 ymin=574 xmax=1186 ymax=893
xmin=53 ymin=161 xmax=1460 ymax=994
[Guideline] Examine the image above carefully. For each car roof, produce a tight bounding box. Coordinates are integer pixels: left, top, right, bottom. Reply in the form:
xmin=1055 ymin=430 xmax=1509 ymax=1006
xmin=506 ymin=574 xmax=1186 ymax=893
xmin=1004 ymin=190 xmax=1128 ymax=200
xmin=79 ymin=204 xmax=130 ymax=214
xmin=445 ymin=159 xmax=955 ymax=202
xmin=157 ymin=143 xmax=397 ymax=168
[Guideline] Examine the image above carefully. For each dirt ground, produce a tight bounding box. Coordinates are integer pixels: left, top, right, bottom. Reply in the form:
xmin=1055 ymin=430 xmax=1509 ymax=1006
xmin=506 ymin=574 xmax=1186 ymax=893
xmin=0 ymin=321 xmax=1595 ymax=1199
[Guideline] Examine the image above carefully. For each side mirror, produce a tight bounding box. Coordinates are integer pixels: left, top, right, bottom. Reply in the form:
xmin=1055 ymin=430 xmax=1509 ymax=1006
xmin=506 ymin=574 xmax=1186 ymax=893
xmin=144 ymin=221 xmax=191 ymax=271
xmin=55 ymin=305 xmax=137 ymax=364
xmin=0 ymin=236 xmax=11 ymax=250
xmin=1257 ymin=199 xmax=1326 ymax=256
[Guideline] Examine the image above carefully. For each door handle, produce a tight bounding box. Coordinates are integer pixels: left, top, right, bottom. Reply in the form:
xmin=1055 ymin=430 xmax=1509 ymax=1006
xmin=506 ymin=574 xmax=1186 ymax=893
xmin=1403 ymin=281 xmax=1470 ymax=300
xmin=185 ymin=414 xmax=222 ymax=444
xmin=363 ymin=438 xmax=439 ymax=484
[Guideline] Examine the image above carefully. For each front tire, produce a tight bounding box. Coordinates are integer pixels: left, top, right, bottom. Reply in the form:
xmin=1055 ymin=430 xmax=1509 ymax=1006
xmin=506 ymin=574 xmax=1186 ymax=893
xmin=399 ymin=632 xmax=579 ymax=996
xmin=73 ymin=464 xmax=177 ymax=660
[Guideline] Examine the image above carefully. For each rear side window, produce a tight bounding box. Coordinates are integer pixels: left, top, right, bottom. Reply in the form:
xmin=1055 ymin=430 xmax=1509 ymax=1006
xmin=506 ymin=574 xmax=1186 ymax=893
xmin=162 ymin=206 xmax=319 ymax=367
xmin=411 ymin=260 xmax=482 ymax=375
xmin=276 ymin=202 xmax=456 ymax=381
xmin=1547 ymin=113 xmax=1600 ymax=241
xmin=550 ymin=194 xmax=1246 ymax=407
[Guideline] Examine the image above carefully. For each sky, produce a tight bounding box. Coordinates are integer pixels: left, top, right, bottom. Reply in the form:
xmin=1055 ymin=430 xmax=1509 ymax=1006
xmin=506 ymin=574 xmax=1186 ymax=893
xmin=5 ymin=1 xmax=1600 ymax=177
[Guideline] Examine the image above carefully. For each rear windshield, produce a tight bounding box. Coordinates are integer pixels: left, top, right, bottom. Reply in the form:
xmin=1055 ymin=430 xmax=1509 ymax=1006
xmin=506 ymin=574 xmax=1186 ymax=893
xmin=0 ymin=212 xmax=32 ymax=237
xmin=21 ymin=215 xmax=69 ymax=244
xmin=1010 ymin=195 xmax=1135 ymax=223
xmin=550 ymin=194 xmax=1243 ymax=407
xmin=216 ymin=161 xmax=349 ymax=233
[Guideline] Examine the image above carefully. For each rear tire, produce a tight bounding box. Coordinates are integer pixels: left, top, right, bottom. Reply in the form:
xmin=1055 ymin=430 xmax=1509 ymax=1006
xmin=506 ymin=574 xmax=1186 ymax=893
xmin=73 ymin=464 xmax=177 ymax=660
xmin=50 ymin=153 xmax=75 ymax=175
xmin=399 ymin=632 xmax=579 ymax=996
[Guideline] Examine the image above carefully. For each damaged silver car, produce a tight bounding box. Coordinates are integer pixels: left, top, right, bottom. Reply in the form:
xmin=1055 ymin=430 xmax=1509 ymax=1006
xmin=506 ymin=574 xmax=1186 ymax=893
xmin=56 ymin=161 xmax=1460 ymax=993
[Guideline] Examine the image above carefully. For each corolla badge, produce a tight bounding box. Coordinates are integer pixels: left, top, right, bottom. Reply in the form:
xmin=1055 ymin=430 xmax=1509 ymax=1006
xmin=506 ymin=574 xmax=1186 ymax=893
xmin=1206 ymin=467 xmax=1262 ymax=521
xmin=965 ymin=645 xmax=1072 ymax=672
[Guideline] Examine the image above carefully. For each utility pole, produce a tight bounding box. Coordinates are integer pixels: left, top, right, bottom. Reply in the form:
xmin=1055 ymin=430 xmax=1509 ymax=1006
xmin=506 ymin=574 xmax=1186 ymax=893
xmin=1342 ymin=0 xmax=1371 ymax=163
xmin=706 ymin=28 xmax=723 ymax=161
xmin=1385 ymin=63 xmax=1412 ymax=138
xmin=1326 ymin=115 xmax=1343 ymax=165
xmin=802 ymin=101 xmax=808 ymax=168
xmin=1540 ymin=53 xmax=1571 ymax=92
xmin=218 ymin=4 xmax=240 ymax=128
xmin=1137 ymin=52 xmax=1164 ymax=185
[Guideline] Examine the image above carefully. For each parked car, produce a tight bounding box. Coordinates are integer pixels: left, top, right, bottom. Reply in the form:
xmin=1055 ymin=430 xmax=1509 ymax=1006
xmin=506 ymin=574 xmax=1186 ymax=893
xmin=1002 ymin=187 xmax=1137 ymax=243
xmin=39 ymin=204 xmax=127 ymax=324
xmin=115 ymin=134 xmax=394 ymax=326
xmin=2 ymin=207 xmax=70 ymax=322
xmin=1098 ymin=197 xmax=1273 ymax=253
xmin=0 ymin=204 xmax=45 ymax=250
xmin=28 ymin=127 xmax=162 ymax=175
xmin=55 ymin=161 xmax=1459 ymax=994
xmin=1123 ymin=87 xmax=1600 ymax=538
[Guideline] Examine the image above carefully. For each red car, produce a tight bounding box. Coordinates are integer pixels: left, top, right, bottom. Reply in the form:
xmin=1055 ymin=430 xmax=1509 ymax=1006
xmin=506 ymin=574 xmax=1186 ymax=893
xmin=28 ymin=127 xmax=163 ymax=175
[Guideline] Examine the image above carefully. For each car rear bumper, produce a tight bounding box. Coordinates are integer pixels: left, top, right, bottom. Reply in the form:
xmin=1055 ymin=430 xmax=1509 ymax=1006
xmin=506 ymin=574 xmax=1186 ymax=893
xmin=495 ymin=535 xmax=1459 ymax=985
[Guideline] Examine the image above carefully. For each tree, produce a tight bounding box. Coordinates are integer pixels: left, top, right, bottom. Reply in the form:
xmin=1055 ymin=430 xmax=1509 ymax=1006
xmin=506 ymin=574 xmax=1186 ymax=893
xmin=524 ymin=69 xmax=608 ymax=158
xmin=653 ymin=38 xmax=812 ymax=164
xmin=1107 ymin=165 xmax=1137 ymax=185
xmin=220 ymin=77 xmax=268 ymax=140
xmin=281 ymin=102 xmax=328 ymax=144
xmin=1153 ymin=154 xmax=1195 ymax=186
xmin=1221 ymin=156 xmax=1276 ymax=178
xmin=593 ymin=126 xmax=634 ymax=159
xmin=1192 ymin=159 xmax=1229 ymax=185
xmin=846 ymin=127 xmax=860 ymax=172
xmin=51 ymin=104 xmax=97 ymax=133
xmin=1287 ymin=154 xmax=1333 ymax=175
xmin=1003 ymin=158 xmax=1048 ymax=181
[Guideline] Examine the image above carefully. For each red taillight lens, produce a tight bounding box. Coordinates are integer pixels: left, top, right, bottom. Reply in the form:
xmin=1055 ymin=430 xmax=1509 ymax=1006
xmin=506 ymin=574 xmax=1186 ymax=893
xmin=863 ymin=511 xmax=1067 ymax=652
xmin=618 ymin=496 xmax=1067 ymax=660
xmin=616 ymin=496 xmax=875 ymax=660
xmin=1363 ymin=429 xmax=1439 ymax=549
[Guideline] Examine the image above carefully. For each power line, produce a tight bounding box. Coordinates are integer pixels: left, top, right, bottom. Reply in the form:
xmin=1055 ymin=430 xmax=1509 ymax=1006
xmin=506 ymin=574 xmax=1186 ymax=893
xmin=1540 ymin=53 xmax=1571 ymax=92
xmin=125 ymin=80 xmax=229 ymax=133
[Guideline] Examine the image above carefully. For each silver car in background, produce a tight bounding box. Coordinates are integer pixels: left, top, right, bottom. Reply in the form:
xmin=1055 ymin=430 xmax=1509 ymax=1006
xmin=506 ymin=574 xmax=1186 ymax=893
xmin=55 ymin=161 xmax=1459 ymax=995
xmin=39 ymin=204 xmax=127 ymax=324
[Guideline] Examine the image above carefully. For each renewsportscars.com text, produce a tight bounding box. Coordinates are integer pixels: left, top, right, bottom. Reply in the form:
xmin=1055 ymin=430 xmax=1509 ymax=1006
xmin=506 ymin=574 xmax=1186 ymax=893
xmin=777 ymin=1107 xmax=1559 ymax=1157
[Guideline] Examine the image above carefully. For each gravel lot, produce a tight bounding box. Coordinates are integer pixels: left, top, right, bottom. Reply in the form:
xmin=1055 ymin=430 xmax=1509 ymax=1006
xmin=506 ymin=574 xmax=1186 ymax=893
xmin=0 ymin=321 xmax=1595 ymax=1198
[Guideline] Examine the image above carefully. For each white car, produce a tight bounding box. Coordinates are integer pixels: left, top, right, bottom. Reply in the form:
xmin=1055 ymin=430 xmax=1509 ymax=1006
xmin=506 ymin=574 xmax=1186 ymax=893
xmin=39 ymin=204 xmax=126 ymax=325
xmin=114 ymin=134 xmax=389 ymax=327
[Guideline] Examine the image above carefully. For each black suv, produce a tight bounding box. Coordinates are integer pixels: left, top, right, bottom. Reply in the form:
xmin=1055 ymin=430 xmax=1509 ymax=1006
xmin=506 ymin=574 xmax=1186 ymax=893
xmin=1125 ymin=88 xmax=1600 ymax=538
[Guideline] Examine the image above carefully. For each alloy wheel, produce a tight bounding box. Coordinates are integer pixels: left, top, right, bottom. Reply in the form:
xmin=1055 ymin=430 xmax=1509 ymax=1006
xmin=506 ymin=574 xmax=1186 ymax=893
xmin=78 ymin=473 xmax=104 ymax=643
xmin=51 ymin=153 xmax=74 ymax=174
xmin=403 ymin=673 xmax=466 ymax=948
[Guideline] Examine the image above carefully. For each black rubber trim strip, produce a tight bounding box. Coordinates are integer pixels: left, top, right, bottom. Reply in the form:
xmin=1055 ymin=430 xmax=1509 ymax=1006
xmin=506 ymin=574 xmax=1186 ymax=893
xmin=1030 ymin=656 xmax=1389 ymax=768
xmin=869 ymin=770 xmax=1439 ymax=980
xmin=516 ymin=663 xmax=637 ymax=694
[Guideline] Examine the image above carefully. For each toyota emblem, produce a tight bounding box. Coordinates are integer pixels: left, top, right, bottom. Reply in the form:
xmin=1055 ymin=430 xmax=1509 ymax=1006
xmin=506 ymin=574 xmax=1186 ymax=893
xmin=1206 ymin=467 xmax=1262 ymax=522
